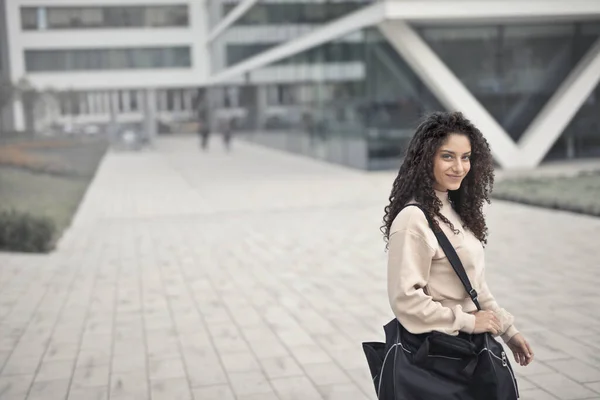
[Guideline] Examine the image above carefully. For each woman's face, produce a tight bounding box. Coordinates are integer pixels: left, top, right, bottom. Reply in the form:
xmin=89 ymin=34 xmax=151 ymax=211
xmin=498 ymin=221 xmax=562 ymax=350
xmin=433 ymin=133 xmax=471 ymax=192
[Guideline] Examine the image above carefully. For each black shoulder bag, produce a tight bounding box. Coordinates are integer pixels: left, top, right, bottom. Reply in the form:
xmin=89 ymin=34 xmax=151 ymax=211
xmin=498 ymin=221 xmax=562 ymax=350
xmin=362 ymin=204 xmax=519 ymax=400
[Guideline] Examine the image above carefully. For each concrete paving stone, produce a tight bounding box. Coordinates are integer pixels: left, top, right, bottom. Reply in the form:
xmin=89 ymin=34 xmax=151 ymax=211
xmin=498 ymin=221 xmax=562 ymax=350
xmin=303 ymin=362 xmax=351 ymax=386
xmin=527 ymin=373 xmax=598 ymax=400
xmin=236 ymin=394 xmax=281 ymax=400
xmin=545 ymin=359 xmax=600 ymax=383
xmin=227 ymin=371 xmax=274 ymax=397
xmin=275 ymin=328 xmax=317 ymax=347
xmin=109 ymin=372 xmax=149 ymax=399
xmin=1 ymin=355 xmax=42 ymax=376
xmin=260 ymin=356 xmax=305 ymax=380
xmin=34 ymin=360 xmax=74 ymax=382
xmin=519 ymin=388 xmax=559 ymax=400
xmin=0 ymin=374 xmax=34 ymax=400
xmin=43 ymin=342 xmax=79 ymax=363
xmin=148 ymin=357 xmax=187 ymax=381
xmin=113 ymin=339 xmax=146 ymax=358
xmin=585 ymin=382 xmax=600 ymax=394
xmin=146 ymin=339 xmax=180 ymax=360
xmin=512 ymin=359 xmax=556 ymax=377
xmin=317 ymin=383 xmax=371 ymax=400
xmin=515 ymin=376 xmax=538 ymax=391
xmin=49 ymin=328 xmax=83 ymax=345
xmin=183 ymin=355 xmax=228 ymax=388
xmin=271 ymin=376 xmax=324 ymax=400
xmin=71 ymin=362 xmax=110 ymax=389
xmin=111 ymin=355 xmax=147 ymax=374
xmin=191 ymin=384 xmax=236 ymax=400
xmin=150 ymin=378 xmax=193 ymax=400
xmin=27 ymin=379 xmax=70 ymax=400
xmin=67 ymin=386 xmax=109 ymax=400
xmin=247 ymin=340 xmax=290 ymax=360
xmin=75 ymin=349 xmax=111 ymax=369
xmin=220 ymin=351 xmax=261 ymax=373
xmin=206 ymin=323 xmax=251 ymax=354
xmin=345 ymin=368 xmax=379 ymax=397
xmin=289 ymin=344 xmax=334 ymax=366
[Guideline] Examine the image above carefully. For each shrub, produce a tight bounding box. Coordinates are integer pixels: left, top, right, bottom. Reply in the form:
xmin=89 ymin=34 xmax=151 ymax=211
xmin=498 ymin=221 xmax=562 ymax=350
xmin=0 ymin=209 xmax=56 ymax=253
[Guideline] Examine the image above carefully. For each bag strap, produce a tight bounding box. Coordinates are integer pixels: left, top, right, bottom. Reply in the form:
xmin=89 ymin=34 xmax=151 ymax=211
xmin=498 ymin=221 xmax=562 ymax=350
xmin=403 ymin=203 xmax=481 ymax=310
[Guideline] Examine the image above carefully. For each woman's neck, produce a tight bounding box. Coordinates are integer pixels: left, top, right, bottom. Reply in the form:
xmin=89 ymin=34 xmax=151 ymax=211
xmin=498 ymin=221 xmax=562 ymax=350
xmin=434 ymin=188 xmax=450 ymax=205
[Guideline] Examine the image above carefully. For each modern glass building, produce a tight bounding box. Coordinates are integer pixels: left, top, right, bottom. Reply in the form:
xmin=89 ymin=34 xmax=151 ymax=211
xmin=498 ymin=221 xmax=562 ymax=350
xmin=206 ymin=0 xmax=600 ymax=170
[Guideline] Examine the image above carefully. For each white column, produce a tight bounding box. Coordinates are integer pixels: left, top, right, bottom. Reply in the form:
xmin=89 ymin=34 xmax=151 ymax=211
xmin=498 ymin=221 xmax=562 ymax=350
xmin=518 ymin=37 xmax=600 ymax=167
xmin=87 ymin=92 xmax=97 ymax=115
xmin=122 ymin=90 xmax=131 ymax=113
xmin=158 ymin=90 xmax=167 ymax=111
xmin=136 ymin=90 xmax=143 ymax=112
xmin=183 ymin=89 xmax=193 ymax=111
xmin=12 ymin=99 xmax=25 ymax=131
xmin=80 ymin=92 xmax=88 ymax=115
xmin=378 ymin=20 xmax=521 ymax=168
xmin=174 ymin=89 xmax=182 ymax=112
xmin=103 ymin=92 xmax=111 ymax=116
xmin=143 ymin=88 xmax=157 ymax=144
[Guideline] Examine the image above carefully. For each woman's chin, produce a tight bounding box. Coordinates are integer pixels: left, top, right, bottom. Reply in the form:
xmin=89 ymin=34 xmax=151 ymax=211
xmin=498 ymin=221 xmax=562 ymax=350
xmin=445 ymin=182 xmax=462 ymax=191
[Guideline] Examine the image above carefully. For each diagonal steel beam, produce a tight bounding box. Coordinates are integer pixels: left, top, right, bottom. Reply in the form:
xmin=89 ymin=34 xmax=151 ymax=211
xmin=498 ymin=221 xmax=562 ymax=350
xmin=517 ymin=37 xmax=600 ymax=167
xmin=378 ymin=20 xmax=521 ymax=168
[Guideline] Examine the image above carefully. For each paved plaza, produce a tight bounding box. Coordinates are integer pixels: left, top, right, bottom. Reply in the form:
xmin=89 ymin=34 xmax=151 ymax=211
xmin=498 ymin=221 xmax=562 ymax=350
xmin=1 ymin=136 xmax=599 ymax=400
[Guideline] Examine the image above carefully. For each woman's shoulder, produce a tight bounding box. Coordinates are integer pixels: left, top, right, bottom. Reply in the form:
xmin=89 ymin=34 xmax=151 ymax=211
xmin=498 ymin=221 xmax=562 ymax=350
xmin=390 ymin=202 xmax=432 ymax=237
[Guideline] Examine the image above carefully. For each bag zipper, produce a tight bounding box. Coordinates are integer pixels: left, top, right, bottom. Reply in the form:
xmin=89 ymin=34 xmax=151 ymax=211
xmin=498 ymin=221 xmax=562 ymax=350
xmin=484 ymin=349 xmax=519 ymax=397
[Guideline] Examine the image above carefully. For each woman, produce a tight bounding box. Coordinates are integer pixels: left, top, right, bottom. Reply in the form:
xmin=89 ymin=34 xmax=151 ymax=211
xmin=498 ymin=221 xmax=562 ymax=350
xmin=382 ymin=111 xmax=533 ymax=368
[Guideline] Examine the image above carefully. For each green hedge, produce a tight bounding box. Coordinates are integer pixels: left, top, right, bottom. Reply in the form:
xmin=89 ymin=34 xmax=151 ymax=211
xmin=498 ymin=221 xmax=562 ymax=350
xmin=492 ymin=170 xmax=600 ymax=217
xmin=0 ymin=209 xmax=56 ymax=253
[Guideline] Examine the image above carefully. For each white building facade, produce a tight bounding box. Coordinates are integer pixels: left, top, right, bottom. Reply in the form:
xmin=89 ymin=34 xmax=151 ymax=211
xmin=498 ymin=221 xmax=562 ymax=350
xmin=1 ymin=0 xmax=210 ymax=133
xmin=206 ymin=0 xmax=600 ymax=169
xmin=1 ymin=0 xmax=599 ymax=170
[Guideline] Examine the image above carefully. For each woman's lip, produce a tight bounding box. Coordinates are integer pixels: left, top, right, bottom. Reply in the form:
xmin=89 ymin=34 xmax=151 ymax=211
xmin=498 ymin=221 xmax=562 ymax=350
xmin=447 ymin=174 xmax=463 ymax=179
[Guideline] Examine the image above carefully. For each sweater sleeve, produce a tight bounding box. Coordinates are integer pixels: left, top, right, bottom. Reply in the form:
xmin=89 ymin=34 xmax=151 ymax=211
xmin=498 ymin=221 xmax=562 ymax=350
xmin=477 ymin=271 xmax=519 ymax=343
xmin=387 ymin=210 xmax=476 ymax=336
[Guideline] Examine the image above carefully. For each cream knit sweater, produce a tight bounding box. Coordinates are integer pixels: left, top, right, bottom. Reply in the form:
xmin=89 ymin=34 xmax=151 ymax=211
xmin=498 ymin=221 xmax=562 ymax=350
xmin=387 ymin=190 xmax=519 ymax=343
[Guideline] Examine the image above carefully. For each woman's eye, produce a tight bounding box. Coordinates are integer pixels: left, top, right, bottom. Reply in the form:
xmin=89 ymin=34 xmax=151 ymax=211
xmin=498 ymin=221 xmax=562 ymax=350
xmin=442 ymin=154 xmax=452 ymax=160
xmin=463 ymin=156 xmax=471 ymax=161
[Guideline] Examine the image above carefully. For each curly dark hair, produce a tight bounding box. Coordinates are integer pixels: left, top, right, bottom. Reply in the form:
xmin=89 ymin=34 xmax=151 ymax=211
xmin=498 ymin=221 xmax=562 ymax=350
xmin=381 ymin=111 xmax=495 ymax=247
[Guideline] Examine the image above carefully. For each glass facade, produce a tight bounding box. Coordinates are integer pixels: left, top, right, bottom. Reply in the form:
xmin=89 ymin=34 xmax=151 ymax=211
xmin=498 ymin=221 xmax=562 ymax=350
xmin=21 ymin=5 xmax=189 ymax=30
xmin=210 ymin=5 xmax=600 ymax=169
xmin=210 ymin=28 xmax=441 ymax=169
xmin=420 ymin=22 xmax=600 ymax=142
xmin=25 ymin=47 xmax=191 ymax=73
xmin=226 ymin=41 xmax=364 ymax=67
xmin=545 ymin=82 xmax=600 ymax=161
xmin=210 ymin=0 xmax=370 ymax=73
xmin=222 ymin=1 xmax=366 ymax=25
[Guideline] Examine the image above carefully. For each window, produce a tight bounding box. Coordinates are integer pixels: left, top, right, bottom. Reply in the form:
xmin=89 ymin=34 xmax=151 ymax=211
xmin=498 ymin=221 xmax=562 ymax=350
xmin=224 ymin=1 xmax=366 ymax=25
xmin=21 ymin=8 xmax=37 ymax=30
xmin=21 ymin=5 xmax=189 ymax=30
xmin=25 ymin=47 xmax=192 ymax=72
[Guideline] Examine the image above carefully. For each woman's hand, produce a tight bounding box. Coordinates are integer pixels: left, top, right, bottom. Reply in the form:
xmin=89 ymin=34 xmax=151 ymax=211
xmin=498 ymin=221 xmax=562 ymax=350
xmin=507 ymin=333 xmax=534 ymax=366
xmin=472 ymin=310 xmax=501 ymax=335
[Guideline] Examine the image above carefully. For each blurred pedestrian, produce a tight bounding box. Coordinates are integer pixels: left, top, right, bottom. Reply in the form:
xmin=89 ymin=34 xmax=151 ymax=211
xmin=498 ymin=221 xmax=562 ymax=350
xmin=198 ymin=119 xmax=210 ymax=151
xmin=221 ymin=118 xmax=233 ymax=152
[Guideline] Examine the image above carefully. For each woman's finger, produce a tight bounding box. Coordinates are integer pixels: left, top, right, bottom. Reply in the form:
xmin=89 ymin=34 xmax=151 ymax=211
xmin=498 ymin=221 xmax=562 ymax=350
xmin=525 ymin=341 xmax=534 ymax=358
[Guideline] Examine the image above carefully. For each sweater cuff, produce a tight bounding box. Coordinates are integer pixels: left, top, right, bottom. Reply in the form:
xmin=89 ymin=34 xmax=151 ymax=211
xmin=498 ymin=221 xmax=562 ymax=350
xmin=501 ymin=325 xmax=519 ymax=344
xmin=461 ymin=312 xmax=476 ymax=334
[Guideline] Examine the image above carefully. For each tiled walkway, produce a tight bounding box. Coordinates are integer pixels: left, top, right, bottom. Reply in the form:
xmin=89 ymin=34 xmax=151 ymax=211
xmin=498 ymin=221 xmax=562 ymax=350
xmin=1 ymin=136 xmax=599 ymax=400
